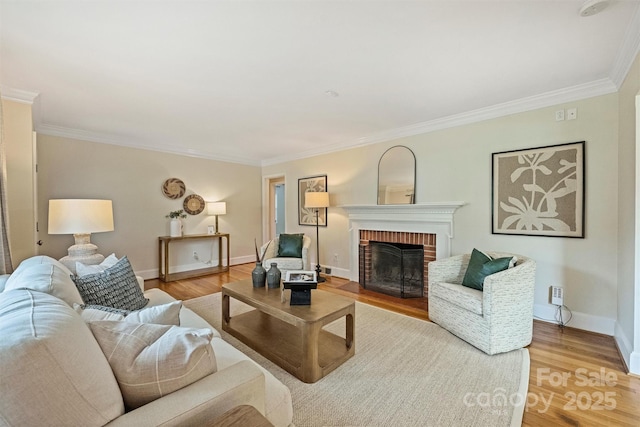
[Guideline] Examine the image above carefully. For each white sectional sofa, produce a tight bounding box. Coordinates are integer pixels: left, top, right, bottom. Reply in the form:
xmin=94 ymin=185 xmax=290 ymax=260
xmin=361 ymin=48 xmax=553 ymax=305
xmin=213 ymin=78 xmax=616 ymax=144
xmin=0 ymin=255 xmax=293 ymax=427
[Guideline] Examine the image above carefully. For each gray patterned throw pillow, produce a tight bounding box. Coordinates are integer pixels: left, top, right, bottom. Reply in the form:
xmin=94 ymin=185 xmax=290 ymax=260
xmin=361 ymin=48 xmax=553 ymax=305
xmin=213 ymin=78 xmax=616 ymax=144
xmin=73 ymin=256 xmax=148 ymax=311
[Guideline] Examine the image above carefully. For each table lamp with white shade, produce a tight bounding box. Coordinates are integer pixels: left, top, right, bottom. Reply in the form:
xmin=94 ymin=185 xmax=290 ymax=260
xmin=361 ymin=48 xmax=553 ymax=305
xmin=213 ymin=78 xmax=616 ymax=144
xmin=48 ymin=199 xmax=114 ymax=273
xmin=207 ymin=201 xmax=227 ymax=234
xmin=304 ymin=191 xmax=329 ymax=283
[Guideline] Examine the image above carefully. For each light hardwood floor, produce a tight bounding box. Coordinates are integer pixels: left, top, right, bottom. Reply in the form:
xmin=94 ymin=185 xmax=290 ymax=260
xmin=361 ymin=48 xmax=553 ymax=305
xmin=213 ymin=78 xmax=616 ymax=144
xmin=145 ymin=264 xmax=640 ymax=426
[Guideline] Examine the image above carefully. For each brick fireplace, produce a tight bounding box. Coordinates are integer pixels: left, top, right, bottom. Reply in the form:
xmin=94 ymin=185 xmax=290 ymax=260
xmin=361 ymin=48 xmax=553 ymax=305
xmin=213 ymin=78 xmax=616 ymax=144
xmin=341 ymin=203 xmax=465 ymax=292
xmin=359 ymin=230 xmax=436 ymax=296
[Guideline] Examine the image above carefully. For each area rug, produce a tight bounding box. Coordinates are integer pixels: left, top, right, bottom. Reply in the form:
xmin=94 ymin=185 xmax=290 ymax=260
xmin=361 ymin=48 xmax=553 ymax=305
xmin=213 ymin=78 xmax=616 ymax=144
xmin=184 ymin=293 xmax=529 ymax=427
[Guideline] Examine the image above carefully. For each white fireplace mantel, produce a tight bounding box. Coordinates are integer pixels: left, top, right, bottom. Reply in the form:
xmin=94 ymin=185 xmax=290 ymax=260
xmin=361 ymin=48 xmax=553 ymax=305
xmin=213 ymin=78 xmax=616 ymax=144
xmin=341 ymin=202 xmax=466 ymax=281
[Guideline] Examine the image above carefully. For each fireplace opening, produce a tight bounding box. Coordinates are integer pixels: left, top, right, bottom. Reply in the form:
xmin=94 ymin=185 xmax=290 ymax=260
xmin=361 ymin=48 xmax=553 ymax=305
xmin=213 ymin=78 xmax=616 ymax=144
xmin=360 ymin=241 xmax=424 ymax=298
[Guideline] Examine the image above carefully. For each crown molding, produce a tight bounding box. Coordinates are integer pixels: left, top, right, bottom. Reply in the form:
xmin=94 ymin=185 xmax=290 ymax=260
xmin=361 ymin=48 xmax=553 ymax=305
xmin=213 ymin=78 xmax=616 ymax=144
xmin=0 ymin=86 xmax=39 ymax=104
xmin=610 ymin=2 xmax=640 ymax=88
xmin=261 ymin=78 xmax=618 ymax=166
xmin=1 ymin=85 xmax=42 ymax=127
xmin=36 ymin=123 xmax=261 ymax=166
xmin=15 ymin=75 xmax=620 ymax=169
xmin=7 ymin=74 xmax=622 ymax=169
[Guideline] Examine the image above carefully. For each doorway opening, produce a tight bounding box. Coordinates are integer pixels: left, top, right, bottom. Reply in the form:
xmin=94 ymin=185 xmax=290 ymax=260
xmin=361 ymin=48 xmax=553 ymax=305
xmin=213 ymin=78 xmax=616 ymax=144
xmin=275 ymin=183 xmax=285 ymax=236
xmin=263 ymin=175 xmax=285 ymax=242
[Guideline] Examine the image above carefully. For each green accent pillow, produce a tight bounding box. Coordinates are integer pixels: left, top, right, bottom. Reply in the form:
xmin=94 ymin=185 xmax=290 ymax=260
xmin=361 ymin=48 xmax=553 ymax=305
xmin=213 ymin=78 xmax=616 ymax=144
xmin=461 ymin=248 xmax=513 ymax=291
xmin=277 ymin=233 xmax=304 ymax=258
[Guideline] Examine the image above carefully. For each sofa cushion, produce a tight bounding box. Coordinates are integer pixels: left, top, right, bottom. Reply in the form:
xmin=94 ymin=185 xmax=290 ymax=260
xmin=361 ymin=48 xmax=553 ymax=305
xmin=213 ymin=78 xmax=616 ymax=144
xmin=74 ymin=300 xmax=182 ymax=325
xmin=144 ymin=288 xmax=293 ymax=427
xmin=89 ymin=321 xmax=217 ymax=410
xmin=76 ymin=253 xmax=119 ymax=276
xmin=73 ymin=256 xmax=149 ymax=310
xmin=277 ymin=233 xmax=304 ymax=258
xmin=0 ymin=289 xmax=124 ymax=426
xmin=462 ymin=248 xmax=513 ymax=291
xmin=430 ymin=281 xmax=483 ymax=315
xmin=145 ymin=288 xmax=222 ymax=338
xmin=4 ymin=255 xmax=84 ymax=306
xmin=77 ymin=304 xmax=131 ymax=317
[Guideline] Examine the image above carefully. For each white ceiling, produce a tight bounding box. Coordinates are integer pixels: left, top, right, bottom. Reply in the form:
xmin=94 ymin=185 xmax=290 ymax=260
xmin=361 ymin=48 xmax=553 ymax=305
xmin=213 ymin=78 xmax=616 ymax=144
xmin=1 ymin=1 xmax=639 ymax=166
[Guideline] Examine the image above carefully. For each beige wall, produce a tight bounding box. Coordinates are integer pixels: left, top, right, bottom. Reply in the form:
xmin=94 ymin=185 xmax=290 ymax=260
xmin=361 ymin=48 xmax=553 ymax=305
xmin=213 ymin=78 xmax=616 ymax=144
xmin=2 ymin=99 xmax=36 ymax=265
xmin=37 ymin=135 xmax=262 ymax=278
xmin=264 ymin=93 xmax=620 ymax=333
xmin=617 ymin=51 xmax=640 ymax=372
xmin=8 ymin=78 xmax=628 ymax=337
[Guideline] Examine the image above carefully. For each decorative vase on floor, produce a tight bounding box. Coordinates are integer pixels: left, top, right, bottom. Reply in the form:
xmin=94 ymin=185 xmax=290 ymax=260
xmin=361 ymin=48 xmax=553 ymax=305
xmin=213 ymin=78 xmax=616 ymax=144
xmin=266 ymin=262 xmax=281 ymax=289
xmin=170 ymin=219 xmax=183 ymax=237
xmin=252 ymin=262 xmax=266 ymax=288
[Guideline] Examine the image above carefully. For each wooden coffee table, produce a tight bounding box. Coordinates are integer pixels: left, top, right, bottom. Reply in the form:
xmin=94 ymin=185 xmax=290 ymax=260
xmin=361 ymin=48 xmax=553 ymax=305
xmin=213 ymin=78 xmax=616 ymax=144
xmin=222 ymin=279 xmax=355 ymax=383
xmin=210 ymin=405 xmax=272 ymax=427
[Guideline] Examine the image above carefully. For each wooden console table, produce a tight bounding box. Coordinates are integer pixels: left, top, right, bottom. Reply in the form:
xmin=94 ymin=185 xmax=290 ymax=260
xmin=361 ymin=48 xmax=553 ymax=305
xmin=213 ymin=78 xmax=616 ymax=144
xmin=158 ymin=233 xmax=230 ymax=282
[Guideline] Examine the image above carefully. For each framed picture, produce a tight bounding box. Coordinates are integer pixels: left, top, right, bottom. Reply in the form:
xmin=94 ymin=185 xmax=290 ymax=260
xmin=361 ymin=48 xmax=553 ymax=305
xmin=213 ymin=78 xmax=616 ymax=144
xmin=492 ymin=141 xmax=585 ymax=238
xmin=284 ymin=270 xmax=317 ymax=283
xmin=298 ymin=175 xmax=327 ymax=226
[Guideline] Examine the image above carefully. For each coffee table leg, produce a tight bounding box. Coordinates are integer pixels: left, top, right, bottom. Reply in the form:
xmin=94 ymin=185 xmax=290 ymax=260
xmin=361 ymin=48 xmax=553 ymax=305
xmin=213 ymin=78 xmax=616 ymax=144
xmin=301 ymin=322 xmax=322 ymax=383
xmin=346 ymin=312 xmax=354 ymax=349
xmin=222 ymin=293 xmax=230 ymax=327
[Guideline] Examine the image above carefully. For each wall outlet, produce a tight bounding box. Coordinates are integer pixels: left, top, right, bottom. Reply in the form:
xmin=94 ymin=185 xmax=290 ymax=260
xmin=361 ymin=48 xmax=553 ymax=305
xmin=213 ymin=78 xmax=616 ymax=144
xmin=323 ymin=266 xmax=332 ymax=275
xmin=549 ymin=286 xmax=564 ymax=306
xmin=193 ymin=251 xmax=198 ymax=260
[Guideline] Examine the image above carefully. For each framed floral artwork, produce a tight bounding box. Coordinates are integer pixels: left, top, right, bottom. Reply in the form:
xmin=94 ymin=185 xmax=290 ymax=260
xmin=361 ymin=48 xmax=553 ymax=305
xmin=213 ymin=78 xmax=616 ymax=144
xmin=492 ymin=141 xmax=585 ymax=238
xmin=298 ymin=175 xmax=327 ymax=227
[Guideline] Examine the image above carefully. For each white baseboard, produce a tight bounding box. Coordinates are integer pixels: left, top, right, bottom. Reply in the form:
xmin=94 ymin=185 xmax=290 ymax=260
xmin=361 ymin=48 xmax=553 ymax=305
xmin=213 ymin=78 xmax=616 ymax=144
xmin=534 ymin=303 xmax=615 ymax=335
xmin=630 ymin=351 xmax=640 ymax=375
xmin=326 ymin=266 xmax=351 ymax=280
xmin=136 ymin=269 xmax=159 ymax=280
xmin=140 ymin=258 xmax=345 ymax=281
xmin=615 ymin=323 xmax=640 ymax=375
xmin=233 ymin=255 xmax=256 ymax=265
xmin=614 ymin=323 xmax=633 ymax=372
xmin=136 ymin=255 xmax=256 ymax=281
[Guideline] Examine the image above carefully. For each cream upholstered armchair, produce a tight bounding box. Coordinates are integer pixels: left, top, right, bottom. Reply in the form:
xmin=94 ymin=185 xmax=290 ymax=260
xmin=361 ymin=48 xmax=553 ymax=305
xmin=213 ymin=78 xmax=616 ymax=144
xmin=260 ymin=234 xmax=311 ymax=273
xmin=428 ymin=252 xmax=536 ymax=355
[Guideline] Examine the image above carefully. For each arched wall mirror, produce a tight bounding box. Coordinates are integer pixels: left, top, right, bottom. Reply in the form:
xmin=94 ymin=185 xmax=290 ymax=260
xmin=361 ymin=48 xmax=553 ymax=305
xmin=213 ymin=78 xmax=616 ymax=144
xmin=377 ymin=145 xmax=416 ymax=205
